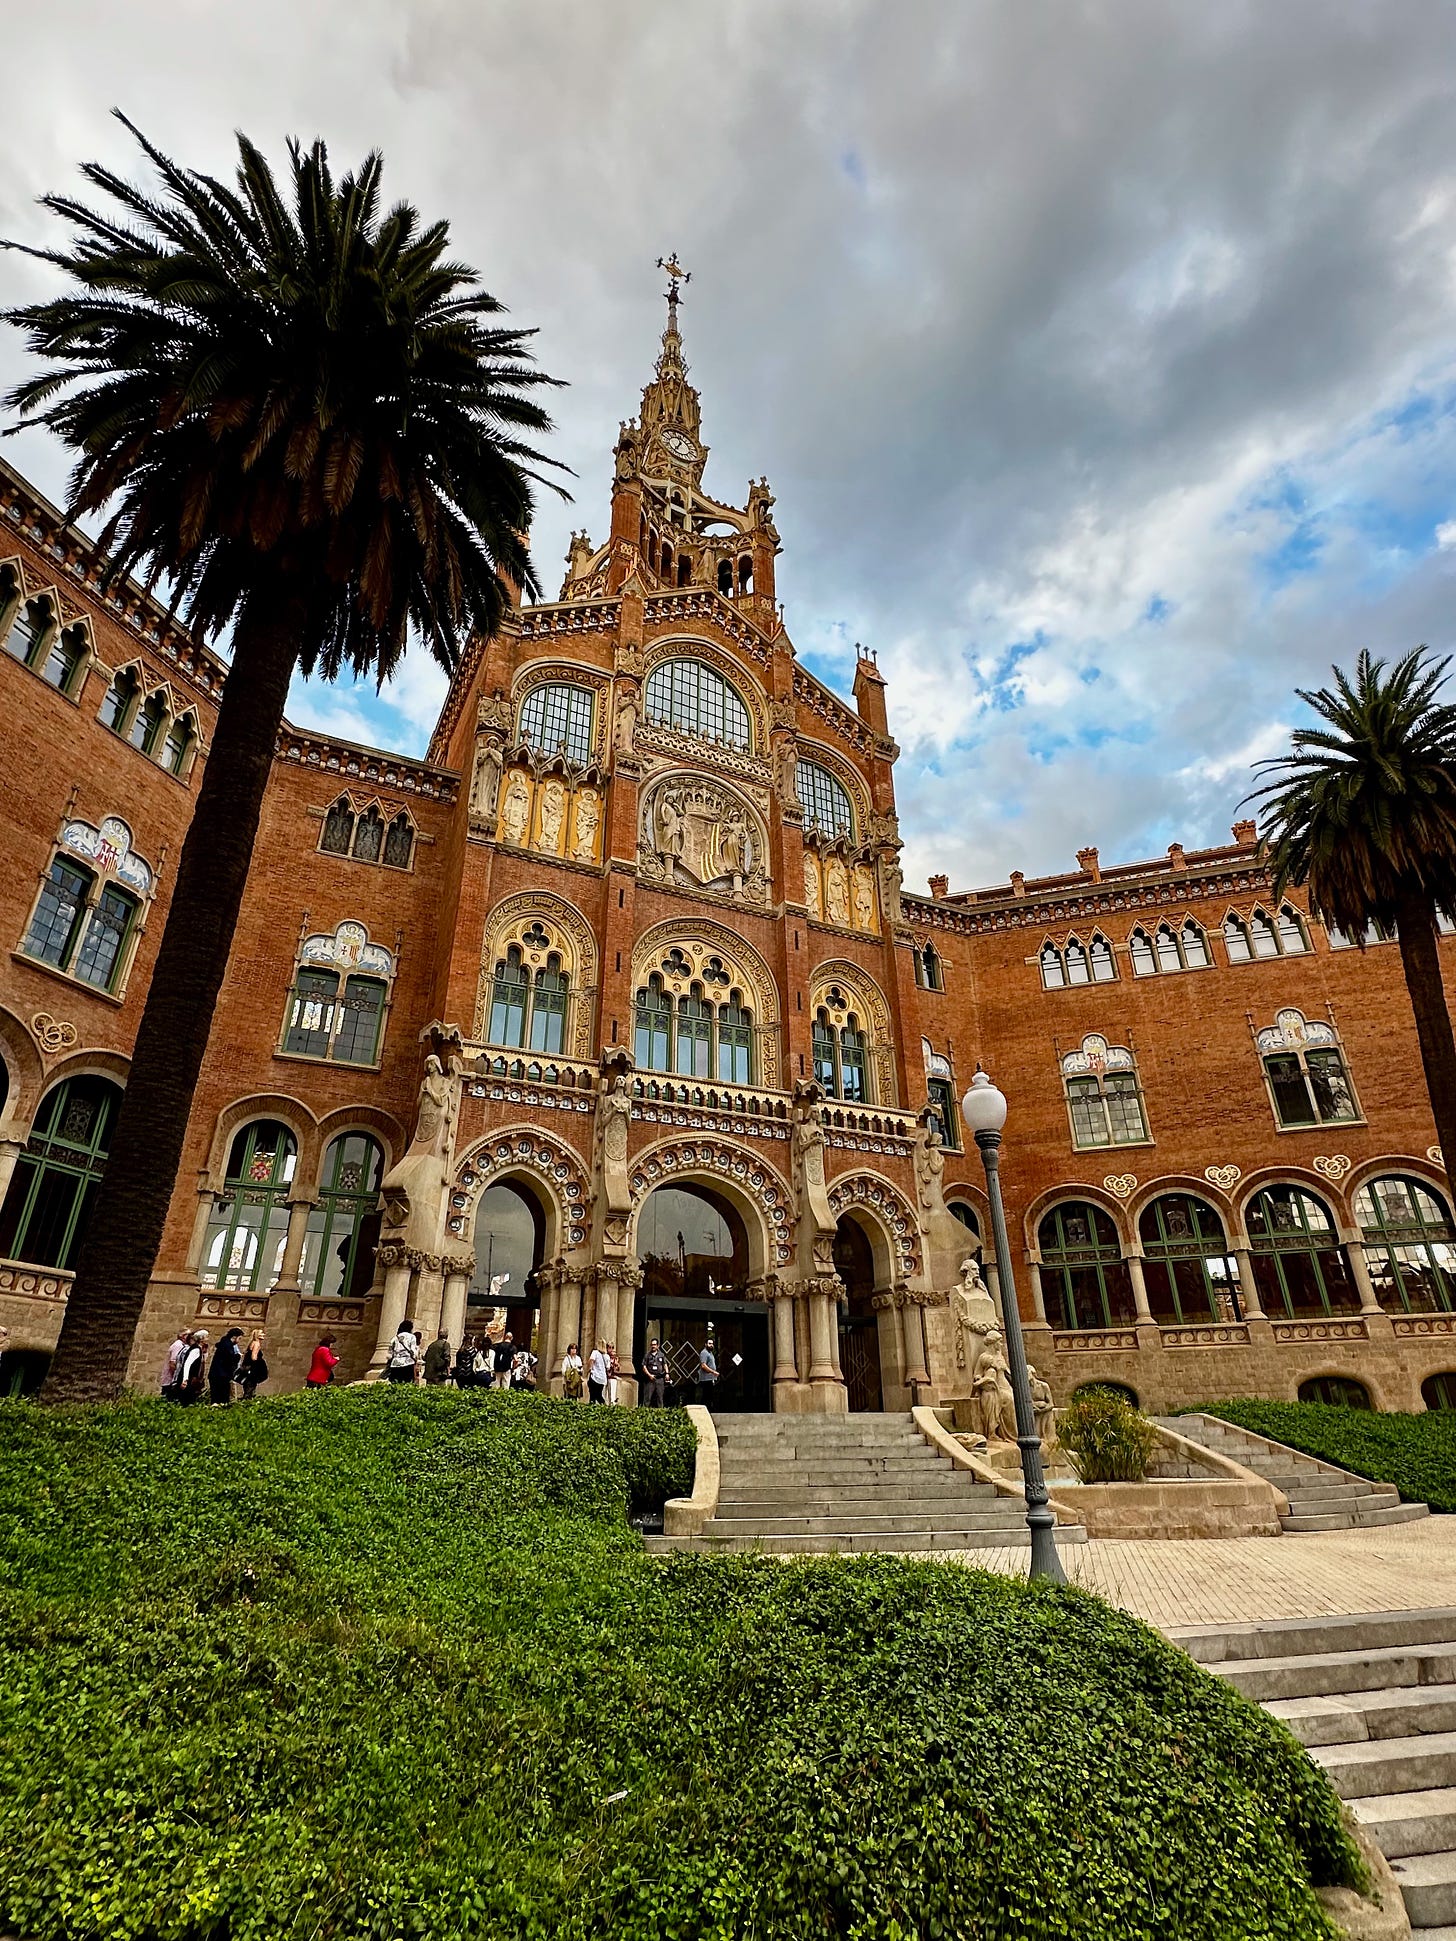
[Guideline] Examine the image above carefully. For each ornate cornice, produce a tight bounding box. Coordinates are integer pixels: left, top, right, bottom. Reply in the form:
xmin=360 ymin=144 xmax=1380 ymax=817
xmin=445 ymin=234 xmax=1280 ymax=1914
xmin=276 ymin=727 xmax=458 ymax=802
xmin=903 ymin=863 xmax=1275 ymax=937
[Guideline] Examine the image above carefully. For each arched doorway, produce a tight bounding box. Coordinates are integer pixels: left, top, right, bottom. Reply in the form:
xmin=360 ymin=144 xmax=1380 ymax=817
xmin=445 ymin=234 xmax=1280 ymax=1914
xmin=833 ymin=1215 xmax=882 ymax=1411
xmin=471 ymin=1178 xmax=546 ymax=1349
xmin=636 ymin=1180 xmax=769 ymax=1409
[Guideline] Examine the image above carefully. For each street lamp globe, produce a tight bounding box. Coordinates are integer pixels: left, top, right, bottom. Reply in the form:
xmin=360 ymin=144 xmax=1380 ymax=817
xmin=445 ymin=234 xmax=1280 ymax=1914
xmin=961 ymin=1068 xmax=1008 ymax=1136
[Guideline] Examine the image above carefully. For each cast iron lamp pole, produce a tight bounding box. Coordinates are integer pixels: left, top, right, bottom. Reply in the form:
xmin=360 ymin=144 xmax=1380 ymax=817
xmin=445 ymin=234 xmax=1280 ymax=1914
xmin=961 ymin=1069 xmax=1066 ymax=1585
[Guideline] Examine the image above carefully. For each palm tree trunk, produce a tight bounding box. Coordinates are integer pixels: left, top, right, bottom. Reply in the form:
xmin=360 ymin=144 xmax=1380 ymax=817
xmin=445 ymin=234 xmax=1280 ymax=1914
xmin=43 ymin=587 xmax=309 ymax=1404
xmin=1393 ymin=890 xmax=1456 ymax=1190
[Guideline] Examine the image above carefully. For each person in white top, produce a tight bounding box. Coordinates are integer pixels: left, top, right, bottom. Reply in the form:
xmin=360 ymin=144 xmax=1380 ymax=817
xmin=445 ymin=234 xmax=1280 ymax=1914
xmin=587 ymin=1340 xmax=610 ymax=1404
xmin=161 ymin=1329 xmax=191 ymax=1399
xmin=560 ymin=1344 xmax=585 ymax=1400
xmin=605 ymin=1340 xmax=620 ymax=1406
xmin=384 ymin=1320 xmax=421 ymax=1385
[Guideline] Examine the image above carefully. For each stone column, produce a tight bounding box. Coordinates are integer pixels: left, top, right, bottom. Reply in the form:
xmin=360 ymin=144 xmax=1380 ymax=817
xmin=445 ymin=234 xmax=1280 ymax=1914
xmin=900 ymin=1290 xmax=931 ymax=1393
xmin=1026 ymin=1260 xmax=1048 ymax=1324
xmin=272 ymin=1195 xmax=316 ymax=1294
xmin=534 ymin=1262 xmax=561 ymax=1372
xmin=1345 ymin=1233 xmax=1384 ymax=1317
xmin=793 ymin=1293 xmax=812 ymax=1393
xmin=807 ymin=1282 xmax=837 ymax=1382
xmin=771 ymin=1278 xmax=798 ymax=1389
xmin=0 ymin=1134 xmax=22 ymax=1209
xmin=440 ymin=1268 xmax=470 ymax=1350
xmin=413 ymin=1260 xmax=446 ymax=1340
xmin=1231 ymin=1246 xmax=1264 ymax=1321
xmin=555 ymin=1273 xmax=584 ymax=1365
xmin=368 ymin=1246 xmax=413 ymax=1373
xmin=1126 ymin=1252 xmax=1154 ymax=1324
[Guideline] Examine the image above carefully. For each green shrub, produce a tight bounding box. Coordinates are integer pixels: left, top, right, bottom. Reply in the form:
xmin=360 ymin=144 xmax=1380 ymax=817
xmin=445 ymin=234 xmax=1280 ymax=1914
xmin=1194 ymin=1397 xmax=1456 ymax=1512
xmin=0 ymin=1386 xmax=1361 ymax=1940
xmin=1056 ymin=1384 xmax=1160 ymax=1481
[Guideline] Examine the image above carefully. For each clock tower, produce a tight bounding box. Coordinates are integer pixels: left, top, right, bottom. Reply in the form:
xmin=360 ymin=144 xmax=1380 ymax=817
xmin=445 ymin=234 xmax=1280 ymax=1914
xmin=558 ymin=256 xmax=780 ymax=629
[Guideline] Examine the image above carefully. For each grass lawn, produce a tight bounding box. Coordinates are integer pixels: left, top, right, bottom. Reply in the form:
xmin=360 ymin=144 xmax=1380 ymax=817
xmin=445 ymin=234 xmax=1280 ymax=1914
xmin=1196 ymin=1398 xmax=1456 ymax=1513
xmin=0 ymin=1388 xmax=1364 ymax=1939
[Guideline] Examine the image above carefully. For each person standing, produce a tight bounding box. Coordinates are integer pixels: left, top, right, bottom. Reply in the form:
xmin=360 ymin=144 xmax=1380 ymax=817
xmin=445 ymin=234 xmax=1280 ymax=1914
xmin=306 ymin=1335 xmax=340 ymax=1388
xmin=237 ymin=1330 xmax=269 ymax=1400
xmin=561 ymin=1342 xmax=585 ymax=1400
xmin=161 ymin=1327 xmax=191 ymax=1401
xmin=208 ymin=1327 xmax=243 ymax=1406
xmin=642 ymin=1337 xmax=669 ymax=1408
xmin=384 ymin=1320 xmax=421 ymax=1385
xmin=422 ymin=1330 xmax=452 ymax=1387
xmin=454 ymin=1337 xmax=477 ymax=1389
xmin=510 ymin=1345 xmax=538 ymax=1391
xmin=605 ymin=1341 xmax=621 ymax=1406
xmin=492 ymin=1332 xmax=515 ymax=1391
xmin=696 ymin=1336 xmax=720 ymax=1410
xmin=177 ymin=1331 xmax=209 ymax=1406
xmin=587 ymin=1339 xmax=610 ymax=1404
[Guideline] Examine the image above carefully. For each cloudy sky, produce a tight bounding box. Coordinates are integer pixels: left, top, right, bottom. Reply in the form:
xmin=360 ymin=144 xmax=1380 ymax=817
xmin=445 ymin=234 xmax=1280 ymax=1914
xmin=4 ymin=2 xmax=1456 ymax=894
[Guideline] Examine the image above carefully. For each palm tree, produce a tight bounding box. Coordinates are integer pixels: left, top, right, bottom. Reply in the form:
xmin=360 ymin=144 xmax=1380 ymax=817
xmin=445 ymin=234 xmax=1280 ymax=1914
xmin=1251 ymin=647 xmax=1456 ymax=1181
xmin=3 ymin=117 xmax=567 ymax=1402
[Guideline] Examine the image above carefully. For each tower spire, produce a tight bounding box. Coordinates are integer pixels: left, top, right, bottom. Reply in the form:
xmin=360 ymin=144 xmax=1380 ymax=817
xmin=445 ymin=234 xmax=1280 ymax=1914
xmin=654 ymin=252 xmax=691 ymax=383
xmin=641 ymin=253 xmax=700 ymax=438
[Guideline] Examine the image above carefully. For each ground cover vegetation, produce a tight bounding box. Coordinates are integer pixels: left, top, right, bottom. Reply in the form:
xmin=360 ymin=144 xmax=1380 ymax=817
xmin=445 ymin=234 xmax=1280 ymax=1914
xmin=1201 ymin=1397 xmax=1456 ymax=1514
xmin=1053 ymin=1386 xmax=1158 ymax=1482
xmin=0 ymin=1388 xmax=1365 ymax=1940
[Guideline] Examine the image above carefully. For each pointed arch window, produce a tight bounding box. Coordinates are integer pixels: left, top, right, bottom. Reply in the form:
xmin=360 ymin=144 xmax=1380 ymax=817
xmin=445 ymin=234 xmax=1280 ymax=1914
xmin=321 ymin=799 xmax=355 ymax=855
xmin=1355 ymin=1174 xmax=1456 ymax=1315
xmin=489 ymin=945 xmax=531 ymax=1048
xmin=382 ymin=813 xmax=415 ymax=870
xmin=99 ymin=667 xmax=140 ymax=735
xmin=1039 ymin=942 xmax=1067 ymax=989
xmin=796 ymin=760 xmax=855 ymax=841
xmin=1226 ymin=905 xmax=1309 ymax=961
xmin=1038 ymin=1201 xmax=1136 ymax=1329
xmin=301 ymin=1132 xmax=384 ymax=1305
xmin=644 ymin=658 xmax=751 ymax=749
xmin=1131 ymin=920 xmax=1210 ymax=975
xmin=201 ymin=1121 xmax=297 ymax=1292
xmin=1246 ymin=1184 xmax=1358 ymax=1318
xmin=485 ymin=946 xmax=572 ymax=1056
xmin=518 ymin=683 xmax=595 ymax=766
xmin=1042 ymin=935 xmax=1115 ymax=986
xmin=0 ymin=1075 xmax=122 ymax=1270
xmin=814 ymin=1006 xmax=869 ymax=1102
xmin=161 ymin=713 xmax=195 ymax=777
xmin=1065 ymin=938 xmax=1090 ymax=985
xmin=352 ymin=807 xmax=384 ymax=863
xmin=913 ymin=942 xmax=945 ymax=991
xmin=40 ymin=623 xmax=86 ymax=696
xmin=3 ymin=595 xmax=58 ymax=676
xmin=128 ymin=692 xmax=166 ymax=755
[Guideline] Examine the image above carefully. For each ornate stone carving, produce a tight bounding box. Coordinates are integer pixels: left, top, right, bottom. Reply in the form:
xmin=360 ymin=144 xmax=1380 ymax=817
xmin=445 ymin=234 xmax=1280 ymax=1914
xmin=1312 ymin=1154 xmax=1352 ymax=1183
xmin=535 ymin=777 xmax=567 ymax=853
xmin=31 ymin=1012 xmax=77 ymax=1056
xmin=477 ymin=692 xmax=512 ymax=734
xmin=613 ymin=689 xmax=638 ymax=755
xmin=1204 ymin=1164 xmax=1242 ymax=1191
xmin=450 ymin=1126 xmax=592 ymax=1251
xmin=638 ymin=773 xmax=768 ymax=903
xmin=826 ymin=1170 xmax=922 ymax=1282
xmin=499 ymin=771 xmax=530 ymax=846
xmin=1103 ymin=1173 xmax=1137 ymax=1199
xmin=1027 ymin=1364 xmax=1057 ymax=1447
xmin=629 ymin=1137 xmax=794 ymax=1267
xmin=1428 ymin=1145 xmax=1444 ymax=1166
xmin=597 ymin=1058 xmax=634 ymax=1222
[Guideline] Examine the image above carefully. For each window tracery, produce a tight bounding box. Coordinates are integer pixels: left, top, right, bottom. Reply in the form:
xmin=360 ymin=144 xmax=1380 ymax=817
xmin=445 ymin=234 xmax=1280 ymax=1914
xmin=280 ymin=922 xmax=395 ymax=1067
xmin=316 ymin=794 xmax=417 ymax=870
xmin=643 ymin=657 xmax=751 ymax=749
xmin=1223 ymin=904 xmax=1310 ymax=962
xmin=810 ymin=963 xmax=894 ymax=1105
xmin=1128 ymin=920 xmax=1210 ymax=976
xmin=1039 ymin=933 xmax=1117 ymax=987
xmin=1060 ymin=1034 xmax=1149 ymax=1149
xmin=1254 ymin=1009 xmax=1360 ymax=1128
xmin=0 ymin=1074 xmax=122 ymax=1270
xmin=474 ymin=895 xmax=598 ymax=1059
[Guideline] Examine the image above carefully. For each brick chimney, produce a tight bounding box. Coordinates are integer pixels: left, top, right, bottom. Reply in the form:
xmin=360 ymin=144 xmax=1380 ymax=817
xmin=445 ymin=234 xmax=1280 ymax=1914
xmin=1075 ymin=845 xmax=1101 ymax=882
xmin=928 ymin=873 xmax=949 ymax=900
xmin=1168 ymin=843 xmax=1187 ymax=871
xmin=1232 ymin=819 xmax=1258 ymax=846
xmin=1009 ymin=869 xmax=1026 ymax=897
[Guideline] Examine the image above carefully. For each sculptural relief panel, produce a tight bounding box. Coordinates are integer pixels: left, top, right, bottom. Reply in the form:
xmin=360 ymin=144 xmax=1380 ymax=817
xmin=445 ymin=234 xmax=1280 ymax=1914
xmin=638 ymin=770 xmax=770 ymax=906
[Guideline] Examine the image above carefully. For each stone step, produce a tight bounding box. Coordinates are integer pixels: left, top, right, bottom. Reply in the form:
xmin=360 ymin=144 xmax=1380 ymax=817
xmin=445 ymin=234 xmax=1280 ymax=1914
xmin=1275 ymin=1483 xmax=1396 ymax=1505
xmin=1359 ymin=1502 xmax=1431 ymax=1526
xmin=702 ymin=1508 xmax=1028 ymax=1538
xmin=1282 ymin=1512 xmax=1365 ymax=1533
xmin=720 ymin=1486 xmax=1001 ymax=1513
xmin=1174 ymin=1608 xmax=1456 ymax=1669
xmin=721 ymin=1461 xmax=952 ymax=1485
xmin=1311 ymin=1731 xmax=1456 ymax=1801
xmin=1266 ymin=1686 xmax=1456 ymax=1749
xmin=1215 ymin=1641 xmax=1456 ymax=1704
xmin=1354 ymin=1789 xmax=1456 ymax=1862
xmin=646 ymin=1526 xmax=1040 ymax=1555
xmin=1390 ymin=1850 xmax=1456 ymax=1931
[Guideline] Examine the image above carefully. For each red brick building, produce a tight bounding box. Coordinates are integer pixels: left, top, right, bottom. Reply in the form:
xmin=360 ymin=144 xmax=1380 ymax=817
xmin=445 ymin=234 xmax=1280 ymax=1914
xmin=2 ymin=278 xmax=1453 ymax=1414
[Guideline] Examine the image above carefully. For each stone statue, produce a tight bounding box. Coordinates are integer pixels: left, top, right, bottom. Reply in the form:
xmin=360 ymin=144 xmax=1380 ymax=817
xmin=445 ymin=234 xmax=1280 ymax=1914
xmin=972 ymin=1327 xmax=1017 ymax=1441
xmin=775 ymin=737 xmax=799 ymax=799
xmin=614 ymin=689 xmax=638 ymax=754
xmin=825 ymin=857 xmax=851 ymax=927
xmin=852 ymin=866 xmax=876 ymax=931
xmin=879 ymin=854 xmax=904 ymax=927
xmin=720 ymin=814 xmax=749 ymax=878
xmin=804 ymin=857 xmax=822 ymax=920
xmin=1027 ymin=1364 xmax=1057 ymax=1448
xmin=916 ymin=1122 xmax=945 ymax=1214
xmin=599 ymin=1066 xmax=633 ymax=1216
xmin=413 ymin=1054 xmax=454 ymax=1157
xmin=951 ymin=1255 xmax=997 ymax=1376
xmin=471 ymin=738 xmax=503 ymax=822
xmin=791 ymin=1083 xmax=835 ymax=1242
xmin=500 ymin=772 xmax=530 ymax=846
xmin=654 ymin=793 xmax=685 ymax=865
xmin=572 ymin=787 xmax=600 ymax=861
xmin=537 ymin=779 xmax=566 ymax=853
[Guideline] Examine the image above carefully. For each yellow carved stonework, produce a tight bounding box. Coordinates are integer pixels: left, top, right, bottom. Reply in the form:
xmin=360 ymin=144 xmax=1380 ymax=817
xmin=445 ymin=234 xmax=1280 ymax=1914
xmin=851 ymin=863 xmax=878 ymax=934
xmin=534 ymin=777 xmax=568 ymax=855
xmin=803 ymin=853 xmax=822 ymax=920
xmin=498 ymin=770 xmax=531 ymax=847
xmin=571 ymin=787 xmax=601 ymax=863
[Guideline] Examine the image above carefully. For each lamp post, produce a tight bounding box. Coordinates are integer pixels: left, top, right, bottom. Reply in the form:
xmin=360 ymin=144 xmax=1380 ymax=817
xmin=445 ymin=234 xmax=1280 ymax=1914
xmin=961 ymin=1069 xmax=1066 ymax=1585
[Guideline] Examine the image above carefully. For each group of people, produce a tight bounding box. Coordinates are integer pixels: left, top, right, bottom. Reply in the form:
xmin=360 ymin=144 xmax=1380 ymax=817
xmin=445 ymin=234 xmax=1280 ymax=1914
xmin=560 ymin=1334 xmax=719 ymax=1407
xmin=160 ymin=1327 xmax=341 ymax=1403
xmin=382 ymin=1321 xmax=540 ymax=1390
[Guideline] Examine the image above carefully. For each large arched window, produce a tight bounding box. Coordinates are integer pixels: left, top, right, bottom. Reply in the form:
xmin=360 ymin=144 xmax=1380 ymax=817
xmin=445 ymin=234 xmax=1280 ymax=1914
xmin=633 ymin=974 xmax=755 ymax=1083
xmin=201 ymin=1121 xmax=298 ymax=1292
xmin=644 ymin=658 xmax=751 ymax=749
xmin=486 ymin=945 xmax=571 ymax=1054
xmin=1354 ymin=1174 xmax=1456 ymax=1315
xmin=301 ymin=1133 xmax=383 ymax=1303
xmin=1038 ymin=1201 xmax=1135 ymax=1330
xmin=796 ymin=760 xmax=855 ymax=841
xmin=0 ymin=1075 xmax=122 ymax=1270
xmin=1298 ymin=1376 xmax=1371 ymax=1409
xmin=1139 ymin=1193 xmax=1242 ymax=1324
xmin=518 ymin=683 xmax=595 ymax=766
xmin=1246 ymin=1185 xmax=1358 ymax=1318
xmin=813 ymin=1006 xmax=869 ymax=1102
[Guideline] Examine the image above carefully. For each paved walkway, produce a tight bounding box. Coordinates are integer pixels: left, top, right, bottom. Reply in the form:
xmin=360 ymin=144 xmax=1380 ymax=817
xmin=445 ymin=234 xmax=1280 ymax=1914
xmin=937 ymin=1515 xmax=1456 ymax=1629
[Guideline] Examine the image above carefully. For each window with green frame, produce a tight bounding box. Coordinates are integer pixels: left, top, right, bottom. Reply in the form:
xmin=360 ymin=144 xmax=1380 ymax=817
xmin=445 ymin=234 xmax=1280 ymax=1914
xmin=1139 ymin=1192 xmax=1243 ymax=1324
xmin=201 ymin=1121 xmax=297 ymax=1292
xmin=926 ymin=1075 xmax=961 ymax=1149
xmin=812 ymin=1008 xmax=869 ymax=1102
xmin=1354 ymin=1174 xmax=1456 ymax=1314
xmin=1038 ymin=1201 xmax=1136 ymax=1329
xmin=633 ymin=974 xmax=755 ymax=1083
xmin=3 ymin=595 xmax=56 ymax=674
xmin=282 ymin=968 xmax=386 ymax=1065
xmin=1246 ymin=1185 xmax=1359 ymax=1318
xmin=301 ymin=1133 xmax=383 ymax=1303
xmin=21 ymin=857 xmax=138 ymax=993
xmin=1422 ymin=1372 xmax=1456 ymax=1411
xmin=487 ymin=947 xmax=570 ymax=1055
xmin=0 ymin=1075 xmax=122 ymax=1269
xmin=1065 ymin=1071 xmax=1147 ymax=1148
xmin=128 ymin=691 xmax=166 ymax=754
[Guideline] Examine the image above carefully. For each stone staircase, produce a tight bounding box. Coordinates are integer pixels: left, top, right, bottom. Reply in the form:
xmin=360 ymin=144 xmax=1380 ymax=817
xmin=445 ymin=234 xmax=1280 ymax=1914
xmin=1175 ymin=1609 xmax=1456 ymax=1937
xmin=647 ymin=1411 xmax=1085 ymax=1556
xmin=1162 ymin=1413 xmax=1429 ymax=1532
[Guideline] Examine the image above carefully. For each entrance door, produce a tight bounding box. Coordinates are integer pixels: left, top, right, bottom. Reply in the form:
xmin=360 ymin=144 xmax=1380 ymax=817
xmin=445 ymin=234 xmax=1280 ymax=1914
xmin=834 ymin=1215 xmax=883 ymax=1412
xmin=640 ymin=1299 xmax=771 ymax=1411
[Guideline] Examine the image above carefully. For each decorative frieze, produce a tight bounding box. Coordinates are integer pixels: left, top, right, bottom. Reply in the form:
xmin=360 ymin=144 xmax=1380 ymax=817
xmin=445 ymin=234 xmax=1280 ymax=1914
xmin=1052 ymin=1329 xmax=1139 ymax=1352
xmin=1392 ymin=1313 xmax=1456 ymax=1338
xmin=1269 ymin=1317 xmax=1369 ymax=1343
xmin=1160 ymin=1323 xmax=1252 ymax=1348
xmin=0 ymin=1263 xmax=72 ymax=1303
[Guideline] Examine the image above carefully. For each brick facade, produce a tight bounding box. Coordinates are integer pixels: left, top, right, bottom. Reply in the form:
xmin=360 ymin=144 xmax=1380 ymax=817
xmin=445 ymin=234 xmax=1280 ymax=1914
xmin=2 ymin=286 xmax=1454 ymax=1413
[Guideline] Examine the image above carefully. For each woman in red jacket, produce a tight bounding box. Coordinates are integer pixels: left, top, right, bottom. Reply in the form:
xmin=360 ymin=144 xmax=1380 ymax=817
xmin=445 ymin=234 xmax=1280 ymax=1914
xmin=306 ymin=1335 xmax=340 ymax=1387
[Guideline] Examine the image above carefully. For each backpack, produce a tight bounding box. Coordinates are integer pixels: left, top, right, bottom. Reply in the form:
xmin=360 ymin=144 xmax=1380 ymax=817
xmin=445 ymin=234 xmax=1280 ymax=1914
xmin=387 ymin=1333 xmax=416 ymax=1368
xmin=563 ymin=1360 xmax=583 ymax=1398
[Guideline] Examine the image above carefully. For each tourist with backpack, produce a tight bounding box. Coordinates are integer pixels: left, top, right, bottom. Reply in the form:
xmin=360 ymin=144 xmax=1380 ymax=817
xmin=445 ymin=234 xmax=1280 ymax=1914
xmin=561 ymin=1342 xmax=585 ymax=1400
xmin=422 ymin=1331 xmax=452 ymax=1386
xmin=384 ymin=1320 xmax=421 ymax=1385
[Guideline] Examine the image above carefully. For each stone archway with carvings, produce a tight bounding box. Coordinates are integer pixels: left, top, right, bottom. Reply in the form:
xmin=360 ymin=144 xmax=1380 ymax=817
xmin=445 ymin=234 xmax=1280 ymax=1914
xmin=827 ymin=1170 xmax=922 ymax=1285
xmin=629 ymin=1135 xmax=794 ymax=1271
xmin=474 ymin=891 xmax=599 ymax=1058
xmin=446 ymin=1125 xmax=592 ymax=1254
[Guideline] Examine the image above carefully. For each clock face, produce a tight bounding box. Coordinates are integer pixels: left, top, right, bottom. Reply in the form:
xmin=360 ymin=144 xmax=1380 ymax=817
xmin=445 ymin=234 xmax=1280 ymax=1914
xmin=660 ymin=429 xmax=696 ymax=463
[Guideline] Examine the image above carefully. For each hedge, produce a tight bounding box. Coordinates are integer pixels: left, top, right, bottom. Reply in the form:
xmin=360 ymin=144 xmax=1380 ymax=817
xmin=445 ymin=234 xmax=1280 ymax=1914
xmin=0 ymin=1387 xmax=1362 ymax=1940
xmin=1196 ymin=1398 xmax=1456 ymax=1513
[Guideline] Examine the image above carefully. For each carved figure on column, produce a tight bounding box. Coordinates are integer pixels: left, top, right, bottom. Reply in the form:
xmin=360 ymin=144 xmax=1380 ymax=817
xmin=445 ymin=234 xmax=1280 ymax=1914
xmin=379 ymin=1053 xmax=461 ymax=1261
xmin=500 ymin=772 xmax=530 ymax=846
xmin=791 ymin=1081 xmax=836 ymax=1251
xmin=537 ymin=779 xmax=567 ymax=853
xmin=825 ymin=856 xmax=851 ymax=927
xmin=852 ymin=866 xmax=876 ymax=931
xmin=572 ymin=788 xmax=601 ymax=861
xmin=614 ymin=688 xmax=638 ymax=754
xmin=803 ymin=855 xmax=822 ymax=920
xmin=596 ymin=1053 xmax=634 ymax=1230
xmin=471 ymin=738 xmax=503 ymax=823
